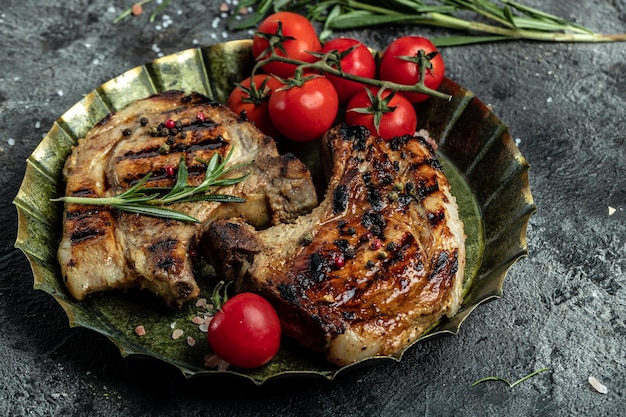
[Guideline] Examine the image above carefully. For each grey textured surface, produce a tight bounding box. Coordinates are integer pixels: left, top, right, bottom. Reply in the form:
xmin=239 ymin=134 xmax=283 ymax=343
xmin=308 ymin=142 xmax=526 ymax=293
xmin=1 ymin=1 xmax=625 ymax=416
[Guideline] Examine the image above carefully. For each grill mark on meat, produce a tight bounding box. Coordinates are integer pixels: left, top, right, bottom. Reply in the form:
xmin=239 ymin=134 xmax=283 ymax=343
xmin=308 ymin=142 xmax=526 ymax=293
xmin=416 ymin=179 xmax=440 ymax=200
xmin=409 ymin=157 xmax=443 ymax=172
xmin=65 ymin=207 xmax=104 ymax=221
xmin=69 ymin=226 xmax=106 ymax=243
xmin=70 ymin=188 xmax=98 ymax=197
xmin=333 ymin=185 xmax=348 ymax=214
xmin=308 ymin=253 xmax=326 ymax=283
xmin=67 ymin=207 xmax=113 ymax=244
xmin=429 ymin=250 xmax=458 ymax=284
xmin=337 ymin=124 xmax=369 ymax=150
xmin=118 ymin=136 xmax=225 ymax=161
xmin=427 ymin=210 xmax=445 ymax=227
xmin=148 ymin=238 xmax=178 ymax=253
xmin=366 ymin=183 xmax=384 ymax=212
xmin=182 ymin=120 xmax=218 ymax=130
xmin=148 ymin=239 xmax=182 ymax=271
xmin=277 ymin=283 xmax=300 ymax=306
xmin=361 ymin=211 xmax=386 ymax=238
xmin=405 ymin=179 xmax=440 ymax=201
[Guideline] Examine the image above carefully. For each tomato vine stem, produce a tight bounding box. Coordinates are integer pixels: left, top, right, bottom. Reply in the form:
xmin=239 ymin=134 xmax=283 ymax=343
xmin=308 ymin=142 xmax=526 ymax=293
xmin=253 ymin=31 xmax=452 ymax=101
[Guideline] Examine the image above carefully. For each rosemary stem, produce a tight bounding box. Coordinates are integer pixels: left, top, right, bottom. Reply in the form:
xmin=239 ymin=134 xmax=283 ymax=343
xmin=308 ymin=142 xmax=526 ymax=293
xmin=430 ymin=12 xmax=626 ymax=42
xmin=53 ymin=195 xmax=127 ymax=206
xmin=333 ymin=10 xmax=626 ymax=43
xmin=341 ymin=0 xmax=402 ymax=16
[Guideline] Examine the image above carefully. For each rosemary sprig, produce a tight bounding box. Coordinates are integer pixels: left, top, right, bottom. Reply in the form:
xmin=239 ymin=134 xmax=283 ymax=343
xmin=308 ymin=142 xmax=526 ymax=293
xmin=471 ymin=367 xmax=550 ymax=388
xmin=52 ymin=147 xmax=249 ymax=223
xmin=230 ymin=0 xmax=626 ymax=45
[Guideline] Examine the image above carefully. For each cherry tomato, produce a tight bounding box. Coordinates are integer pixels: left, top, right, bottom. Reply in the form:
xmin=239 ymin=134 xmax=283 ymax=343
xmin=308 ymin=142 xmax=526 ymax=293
xmin=269 ymin=76 xmax=339 ymax=142
xmin=321 ymin=38 xmax=376 ymax=104
xmin=207 ymin=292 xmax=281 ymax=368
xmin=345 ymin=88 xmax=417 ymax=140
xmin=227 ymin=74 xmax=282 ymax=138
xmin=252 ymin=12 xmax=322 ymax=78
xmin=378 ymin=36 xmax=445 ymax=103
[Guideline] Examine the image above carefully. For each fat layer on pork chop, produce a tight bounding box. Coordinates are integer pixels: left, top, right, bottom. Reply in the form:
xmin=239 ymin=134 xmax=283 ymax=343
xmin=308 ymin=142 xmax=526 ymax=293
xmin=205 ymin=124 xmax=466 ymax=366
xmin=58 ymin=91 xmax=317 ymax=307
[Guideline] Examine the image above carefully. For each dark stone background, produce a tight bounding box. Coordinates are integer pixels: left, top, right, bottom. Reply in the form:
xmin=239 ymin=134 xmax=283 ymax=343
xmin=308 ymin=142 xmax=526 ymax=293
xmin=1 ymin=1 xmax=624 ymax=415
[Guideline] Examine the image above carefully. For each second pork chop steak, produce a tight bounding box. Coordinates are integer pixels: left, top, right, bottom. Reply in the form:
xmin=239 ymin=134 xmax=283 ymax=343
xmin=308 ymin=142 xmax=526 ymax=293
xmin=58 ymin=91 xmax=317 ymax=307
xmin=206 ymin=124 xmax=466 ymax=366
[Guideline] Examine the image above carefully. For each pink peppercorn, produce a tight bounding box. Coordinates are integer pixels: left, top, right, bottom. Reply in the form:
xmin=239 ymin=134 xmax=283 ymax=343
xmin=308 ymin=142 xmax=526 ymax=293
xmin=333 ymin=254 xmax=345 ymax=269
xmin=196 ymin=112 xmax=205 ymax=122
xmin=165 ymin=165 xmax=174 ymax=177
xmin=370 ymin=239 xmax=382 ymax=250
xmin=164 ymin=119 xmax=176 ymax=129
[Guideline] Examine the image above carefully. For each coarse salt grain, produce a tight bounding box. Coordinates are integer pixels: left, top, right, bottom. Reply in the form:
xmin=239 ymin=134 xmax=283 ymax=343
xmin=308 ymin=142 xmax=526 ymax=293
xmin=8 ymin=138 xmax=15 ymax=146
xmin=171 ymin=328 xmax=184 ymax=340
xmin=588 ymin=376 xmax=608 ymax=394
xmin=135 ymin=325 xmax=146 ymax=336
xmin=608 ymin=206 xmax=616 ymax=216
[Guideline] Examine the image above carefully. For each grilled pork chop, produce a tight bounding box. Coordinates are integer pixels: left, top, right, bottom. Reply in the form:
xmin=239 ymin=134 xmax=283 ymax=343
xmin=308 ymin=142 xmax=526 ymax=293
xmin=205 ymin=124 xmax=465 ymax=366
xmin=58 ymin=91 xmax=317 ymax=307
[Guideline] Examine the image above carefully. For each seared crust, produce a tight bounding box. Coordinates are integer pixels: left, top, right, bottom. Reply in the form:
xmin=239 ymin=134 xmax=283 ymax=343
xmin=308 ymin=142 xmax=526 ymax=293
xmin=58 ymin=91 xmax=317 ymax=306
xmin=207 ymin=124 xmax=465 ymax=365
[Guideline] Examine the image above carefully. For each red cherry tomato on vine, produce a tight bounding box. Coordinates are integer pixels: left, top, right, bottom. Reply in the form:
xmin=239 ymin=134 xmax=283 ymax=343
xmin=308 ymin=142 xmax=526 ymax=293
xmin=227 ymin=74 xmax=282 ymax=138
xmin=252 ymin=12 xmax=322 ymax=78
xmin=379 ymin=36 xmax=445 ymax=103
xmin=269 ymin=76 xmax=339 ymax=142
xmin=345 ymin=88 xmax=417 ymax=140
xmin=207 ymin=292 xmax=281 ymax=369
xmin=321 ymin=38 xmax=376 ymax=104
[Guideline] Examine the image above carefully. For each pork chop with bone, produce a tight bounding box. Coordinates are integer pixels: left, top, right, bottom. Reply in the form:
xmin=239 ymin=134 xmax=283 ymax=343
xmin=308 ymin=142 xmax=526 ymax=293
xmin=205 ymin=124 xmax=466 ymax=366
xmin=58 ymin=91 xmax=317 ymax=307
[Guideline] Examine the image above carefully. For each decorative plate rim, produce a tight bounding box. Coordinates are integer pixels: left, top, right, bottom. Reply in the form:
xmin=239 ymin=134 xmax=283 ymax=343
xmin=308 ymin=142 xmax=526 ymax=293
xmin=13 ymin=39 xmax=536 ymax=385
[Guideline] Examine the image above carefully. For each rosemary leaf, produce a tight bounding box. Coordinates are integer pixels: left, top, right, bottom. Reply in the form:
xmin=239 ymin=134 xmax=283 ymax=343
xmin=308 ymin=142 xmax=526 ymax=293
xmin=431 ymin=35 xmax=508 ymax=46
xmin=328 ymin=12 xmax=425 ymax=30
xmin=52 ymin=149 xmax=248 ymax=223
xmin=149 ymin=0 xmax=172 ymax=23
xmin=115 ymin=204 xmax=201 ymax=223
